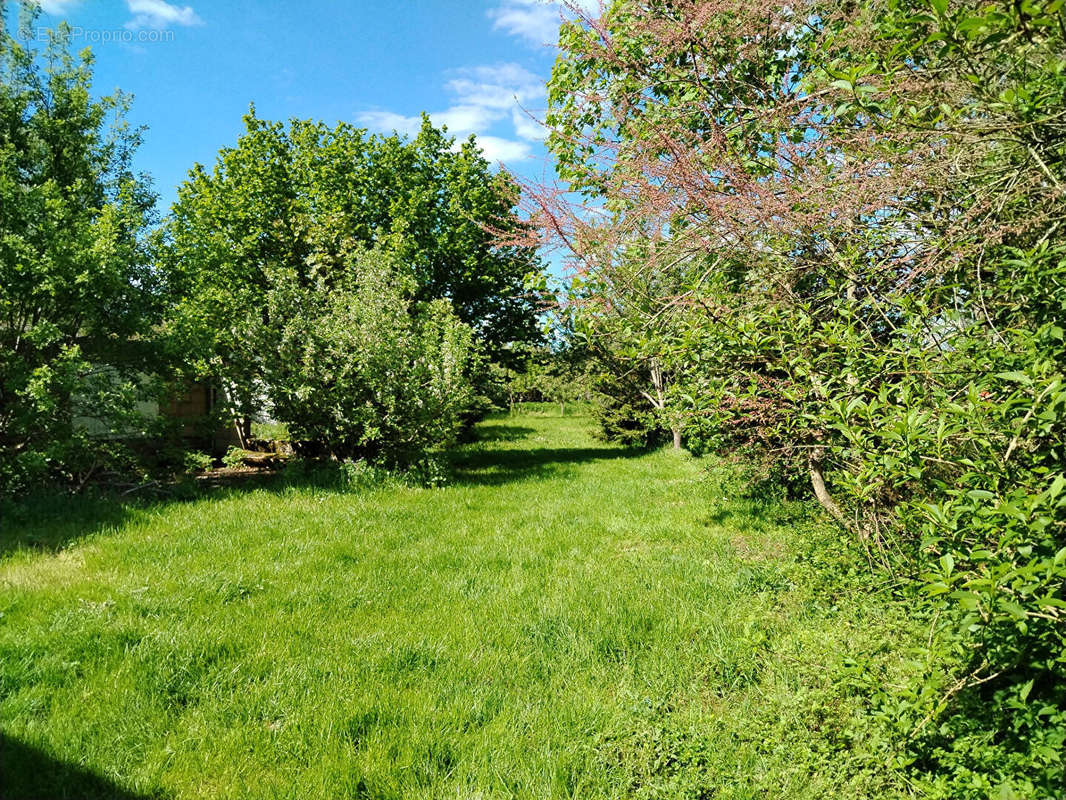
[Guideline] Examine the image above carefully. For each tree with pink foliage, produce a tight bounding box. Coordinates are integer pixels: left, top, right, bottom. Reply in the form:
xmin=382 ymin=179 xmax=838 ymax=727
xmin=520 ymin=1 xmax=1066 ymax=796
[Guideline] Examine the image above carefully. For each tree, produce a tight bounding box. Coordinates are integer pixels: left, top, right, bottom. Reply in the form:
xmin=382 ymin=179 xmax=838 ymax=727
xmin=530 ymin=1 xmax=1066 ymax=795
xmin=163 ymin=112 xmax=543 ymax=411
xmin=502 ymin=341 xmax=593 ymax=417
xmin=161 ymin=112 xmax=515 ymax=456
xmin=0 ymin=4 xmax=160 ymax=493
xmin=564 ymin=244 xmax=701 ymax=449
xmin=369 ymin=118 xmax=546 ymax=362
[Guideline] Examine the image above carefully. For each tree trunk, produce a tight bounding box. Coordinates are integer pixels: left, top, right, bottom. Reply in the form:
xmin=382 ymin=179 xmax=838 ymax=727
xmin=641 ymin=361 xmax=668 ymax=413
xmin=672 ymin=428 xmax=682 ymax=450
xmin=234 ymin=415 xmax=251 ymax=450
xmin=808 ymin=447 xmax=848 ymax=528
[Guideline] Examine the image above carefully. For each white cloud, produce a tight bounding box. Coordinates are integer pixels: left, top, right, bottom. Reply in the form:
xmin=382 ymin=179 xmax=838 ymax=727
xmin=434 ymin=104 xmax=502 ymax=137
xmin=355 ymin=107 xmax=502 ymax=141
xmin=512 ymin=108 xmax=545 ymax=141
xmin=356 ymin=110 xmax=531 ymax=164
xmin=356 ymin=62 xmax=545 ymax=165
xmin=488 ymin=0 xmax=560 ymax=47
xmin=125 ymin=0 xmax=202 ymax=29
xmin=356 ymin=3 xmax=609 ymax=163
xmin=354 ymin=110 xmax=423 ymax=138
xmin=37 ymin=0 xmax=78 ymax=14
xmin=446 ymin=63 xmax=542 ymax=110
xmin=488 ymin=0 xmax=601 ymax=47
xmin=474 ymin=136 xmax=533 ymax=162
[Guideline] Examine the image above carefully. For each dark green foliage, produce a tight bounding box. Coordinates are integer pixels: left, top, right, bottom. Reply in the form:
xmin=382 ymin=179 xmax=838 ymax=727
xmin=162 ymin=109 xmax=543 ymax=376
xmin=591 ymin=368 xmax=667 ymax=448
xmin=255 ymin=247 xmax=479 ymax=463
xmin=499 ymin=343 xmax=595 ymax=416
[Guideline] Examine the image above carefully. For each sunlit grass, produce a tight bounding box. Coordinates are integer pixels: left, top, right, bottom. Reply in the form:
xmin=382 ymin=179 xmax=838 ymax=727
xmin=0 ymin=412 xmax=912 ymax=799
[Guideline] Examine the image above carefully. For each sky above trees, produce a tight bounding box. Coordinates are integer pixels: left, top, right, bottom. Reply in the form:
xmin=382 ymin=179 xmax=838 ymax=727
xmin=20 ymin=0 xmax=588 ymax=210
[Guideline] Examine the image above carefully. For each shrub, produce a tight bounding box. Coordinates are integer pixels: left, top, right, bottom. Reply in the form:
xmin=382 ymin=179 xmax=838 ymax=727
xmin=257 ymin=247 xmax=479 ymax=465
xmin=535 ymin=0 xmax=1066 ymax=794
xmin=221 ymin=447 xmax=247 ymax=470
xmin=182 ymin=451 xmax=213 ymax=474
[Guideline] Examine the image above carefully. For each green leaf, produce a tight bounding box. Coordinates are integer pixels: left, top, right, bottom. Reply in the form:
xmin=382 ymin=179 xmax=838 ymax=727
xmin=1000 ymin=601 xmax=1028 ymax=620
xmin=1047 ymin=474 xmax=1066 ymax=502
xmin=996 ymin=371 xmax=1033 ymax=385
xmin=1018 ymin=679 xmax=1034 ymax=702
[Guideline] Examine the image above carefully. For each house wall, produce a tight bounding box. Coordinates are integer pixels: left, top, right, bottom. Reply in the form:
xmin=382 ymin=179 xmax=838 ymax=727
xmin=76 ymin=376 xmax=238 ymax=454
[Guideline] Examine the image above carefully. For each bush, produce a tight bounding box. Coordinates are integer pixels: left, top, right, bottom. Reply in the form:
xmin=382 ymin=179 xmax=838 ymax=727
xmin=257 ymin=246 xmax=479 ymax=465
xmin=539 ymin=0 xmax=1066 ymax=793
xmin=221 ymin=447 xmax=247 ymax=470
xmin=182 ymin=451 xmax=213 ymax=474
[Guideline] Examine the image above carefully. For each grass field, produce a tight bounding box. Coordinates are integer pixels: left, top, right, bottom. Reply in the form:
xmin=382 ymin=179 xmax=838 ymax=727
xmin=0 ymin=411 xmax=910 ymax=799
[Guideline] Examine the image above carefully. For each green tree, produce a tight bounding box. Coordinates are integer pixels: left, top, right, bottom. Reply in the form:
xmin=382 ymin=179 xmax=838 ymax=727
xmin=369 ymin=118 xmax=545 ymax=361
xmin=0 ymin=4 xmax=160 ymax=493
xmin=162 ymin=112 xmax=514 ymax=456
xmin=536 ymin=1 xmax=1066 ymax=795
xmin=254 ymin=246 xmax=478 ymax=462
xmin=163 ymin=110 xmax=542 ymax=389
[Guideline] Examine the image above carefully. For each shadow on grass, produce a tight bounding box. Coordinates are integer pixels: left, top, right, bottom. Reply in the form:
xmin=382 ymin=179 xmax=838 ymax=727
xmin=0 ymin=732 xmax=168 ymax=799
xmin=0 ymin=491 xmax=133 ymax=560
xmin=472 ymin=424 xmax=537 ymax=442
xmin=450 ymin=445 xmax=643 ymax=487
xmin=0 ymin=418 xmax=641 ymax=557
xmin=697 ymin=502 xmax=811 ymax=530
xmin=0 ymin=470 xmax=326 ymax=561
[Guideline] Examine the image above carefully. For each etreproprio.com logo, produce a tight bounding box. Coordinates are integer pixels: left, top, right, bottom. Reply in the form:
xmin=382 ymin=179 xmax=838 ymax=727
xmin=18 ymin=26 xmax=176 ymax=44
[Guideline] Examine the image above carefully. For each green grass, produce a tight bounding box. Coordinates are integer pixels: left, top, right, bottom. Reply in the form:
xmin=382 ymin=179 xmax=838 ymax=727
xmin=250 ymin=420 xmax=290 ymax=442
xmin=0 ymin=413 xmax=912 ymax=799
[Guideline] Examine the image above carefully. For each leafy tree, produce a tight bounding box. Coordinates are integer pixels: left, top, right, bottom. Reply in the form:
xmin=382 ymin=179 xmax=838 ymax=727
xmin=162 ymin=113 xmax=511 ymax=457
xmin=533 ymin=0 xmax=1066 ymax=795
xmin=502 ymin=342 xmax=593 ymax=416
xmin=163 ymin=112 xmax=544 ymax=442
xmin=0 ymin=4 xmax=160 ymax=494
xmin=565 ymin=245 xmax=702 ymax=449
xmin=367 ymin=118 xmax=545 ymax=361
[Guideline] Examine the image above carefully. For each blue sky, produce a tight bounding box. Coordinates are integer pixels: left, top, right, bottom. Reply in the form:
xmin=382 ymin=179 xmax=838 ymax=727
xmin=17 ymin=0 xmax=585 ymax=212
